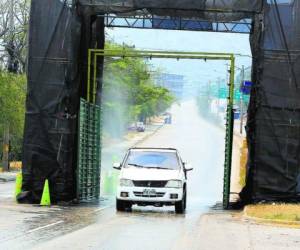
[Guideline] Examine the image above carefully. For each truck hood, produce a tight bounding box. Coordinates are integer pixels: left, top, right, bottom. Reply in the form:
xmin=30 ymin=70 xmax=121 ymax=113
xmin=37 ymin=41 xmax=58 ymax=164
xmin=120 ymin=167 xmax=181 ymax=181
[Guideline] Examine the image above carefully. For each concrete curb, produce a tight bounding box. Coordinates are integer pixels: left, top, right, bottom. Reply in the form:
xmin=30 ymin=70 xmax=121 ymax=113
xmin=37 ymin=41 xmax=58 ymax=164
xmin=0 ymin=172 xmax=18 ymax=182
xmin=243 ymin=206 xmax=300 ymax=227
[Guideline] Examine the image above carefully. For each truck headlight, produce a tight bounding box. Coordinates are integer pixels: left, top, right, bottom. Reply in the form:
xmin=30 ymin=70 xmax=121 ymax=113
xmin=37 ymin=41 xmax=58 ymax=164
xmin=120 ymin=179 xmax=134 ymax=187
xmin=166 ymin=180 xmax=182 ymax=188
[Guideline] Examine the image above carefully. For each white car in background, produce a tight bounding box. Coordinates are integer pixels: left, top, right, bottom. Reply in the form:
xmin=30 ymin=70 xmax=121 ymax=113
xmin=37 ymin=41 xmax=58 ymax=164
xmin=113 ymin=148 xmax=193 ymax=214
xmin=136 ymin=122 xmax=145 ymax=132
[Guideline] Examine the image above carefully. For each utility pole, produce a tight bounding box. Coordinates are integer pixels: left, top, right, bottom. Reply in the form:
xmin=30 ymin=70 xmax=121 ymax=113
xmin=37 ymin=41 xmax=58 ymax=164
xmin=207 ymin=80 xmax=211 ymax=101
xmin=217 ymin=77 xmax=220 ymax=114
xmin=240 ymin=65 xmax=245 ymax=134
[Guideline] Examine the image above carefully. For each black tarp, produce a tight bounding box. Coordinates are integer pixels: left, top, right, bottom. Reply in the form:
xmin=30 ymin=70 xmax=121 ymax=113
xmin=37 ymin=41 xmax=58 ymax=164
xmin=21 ymin=0 xmax=300 ymax=204
xmin=242 ymin=0 xmax=300 ymax=203
xmin=19 ymin=0 xmax=81 ymax=203
xmin=78 ymin=0 xmax=263 ymax=13
xmin=78 ymin=0 xmax=263 ymax=21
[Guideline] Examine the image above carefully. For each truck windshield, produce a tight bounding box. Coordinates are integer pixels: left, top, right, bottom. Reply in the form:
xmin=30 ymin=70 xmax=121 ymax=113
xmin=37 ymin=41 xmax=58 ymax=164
xmin=125 ymin=151 xmax=180 ymax=170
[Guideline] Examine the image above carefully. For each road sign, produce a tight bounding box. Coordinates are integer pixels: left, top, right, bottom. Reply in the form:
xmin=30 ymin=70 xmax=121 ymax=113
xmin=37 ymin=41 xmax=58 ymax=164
xmin=240 ymin=80 xmax=253 ymax=95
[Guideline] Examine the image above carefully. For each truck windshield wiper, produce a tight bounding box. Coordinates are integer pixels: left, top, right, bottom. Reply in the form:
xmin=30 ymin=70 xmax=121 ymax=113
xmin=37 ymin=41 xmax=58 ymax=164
xmin=146 ymin=166 xmax=173 ymax=170
xmin=127 ymin=163 xmax=145 ymax=168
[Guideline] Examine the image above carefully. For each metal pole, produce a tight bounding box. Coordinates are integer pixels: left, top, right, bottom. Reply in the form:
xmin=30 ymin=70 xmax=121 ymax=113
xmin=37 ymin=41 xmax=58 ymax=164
xmin=240 ymin=65 xmax=245 ymax=134
xmin=223 ymin=55 xmax=235 ymax=209
xmin=87 ymin=48 xmax=91 ymax=102
xmin=217 ymin=77 xmax=220 ymax=114
xmin=208 ymin=80 xmax=211 ymax=101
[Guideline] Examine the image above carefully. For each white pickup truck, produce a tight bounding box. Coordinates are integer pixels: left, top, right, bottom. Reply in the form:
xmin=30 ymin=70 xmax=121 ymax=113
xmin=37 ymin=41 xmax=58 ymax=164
xmin=113 ymin=147 xmax=193 ymax=214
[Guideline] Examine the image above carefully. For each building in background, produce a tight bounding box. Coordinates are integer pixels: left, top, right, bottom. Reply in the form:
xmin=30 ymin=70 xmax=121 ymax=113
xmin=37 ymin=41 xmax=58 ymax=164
xmin=154 ymin=73 xmax=186 ymax=100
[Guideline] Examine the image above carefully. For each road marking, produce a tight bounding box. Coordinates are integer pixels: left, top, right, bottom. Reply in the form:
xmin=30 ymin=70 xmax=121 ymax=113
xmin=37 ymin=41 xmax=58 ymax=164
xmin=28 ymin=220 xmax=64 ymax=233
xmin=93 ymin=206 xmax=111 ymax=212
xmin=0 ymin=195 xmax=13 ymax=198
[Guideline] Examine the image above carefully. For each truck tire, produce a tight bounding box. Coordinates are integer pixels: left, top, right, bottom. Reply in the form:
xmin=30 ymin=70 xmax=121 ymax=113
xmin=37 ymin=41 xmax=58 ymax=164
xmin=116 ymin=199 xmax=132 ymax=212
xmin=175 ymin=189 xmax=186 ymax=214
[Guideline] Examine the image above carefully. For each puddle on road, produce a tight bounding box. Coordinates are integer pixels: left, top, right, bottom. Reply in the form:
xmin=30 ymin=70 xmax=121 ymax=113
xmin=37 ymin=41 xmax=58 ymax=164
xmin=1 ymin=192 xmax=228 ymax=250
xmin=0 ymin=197 xmax=113 ymax=249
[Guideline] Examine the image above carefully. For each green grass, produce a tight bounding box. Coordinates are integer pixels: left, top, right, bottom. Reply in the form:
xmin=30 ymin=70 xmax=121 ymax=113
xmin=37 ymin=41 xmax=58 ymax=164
xmin=239 ymin=164 xmax=246 ymax=187
xmin=246 ymin=204 xmax=300 ymax=224
xmin=239 ymin=146 xmax=247 ymax=187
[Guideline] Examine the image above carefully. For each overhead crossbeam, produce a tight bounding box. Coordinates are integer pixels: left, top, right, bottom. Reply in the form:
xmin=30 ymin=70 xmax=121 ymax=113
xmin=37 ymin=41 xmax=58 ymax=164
xmin=101 ymin=14 xmax=252 ymax=34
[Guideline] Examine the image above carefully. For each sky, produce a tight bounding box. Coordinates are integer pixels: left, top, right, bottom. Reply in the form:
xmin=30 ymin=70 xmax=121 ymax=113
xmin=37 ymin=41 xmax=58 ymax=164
xmin=106 ymin=28 xmax=252 ymax=86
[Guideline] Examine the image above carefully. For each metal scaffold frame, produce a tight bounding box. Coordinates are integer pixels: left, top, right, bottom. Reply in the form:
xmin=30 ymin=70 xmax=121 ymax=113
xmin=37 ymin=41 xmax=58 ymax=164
xmin=85 ymin=49 xmax=235 ymax=209
xmin=77 ymin=98 xmax=101 ymax=202
xmin=101 ymin=14 xmax=252 ymax=34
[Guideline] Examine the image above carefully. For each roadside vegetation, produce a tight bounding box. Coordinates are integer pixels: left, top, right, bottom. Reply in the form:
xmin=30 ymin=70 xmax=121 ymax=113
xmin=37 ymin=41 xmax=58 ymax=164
xmin=0 ymin=0 xmax=29 ymax=166
xmin=102 ymin=43 xmax=175 ymax=139
xmin=0 ymin=44 xmax=174 ymax=165
xmin=0 ymin=1 xmax=174 ymax=165
xmin=0 ymin=69 xmax=26 ymax=164
xmin=239 ymin=164 xmax=246 ymax=187
xmin=239 ymin=139 xmax=247 ymax=187
xmin=245 ymin=204 xmax=300 ymax=225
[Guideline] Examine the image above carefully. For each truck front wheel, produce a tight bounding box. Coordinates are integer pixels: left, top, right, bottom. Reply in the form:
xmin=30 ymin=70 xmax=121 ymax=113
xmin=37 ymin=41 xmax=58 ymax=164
xmin=116 ymin=199 xmax=132 ymax=212
xmin=175 ymin=188 xmax=186 ymax=214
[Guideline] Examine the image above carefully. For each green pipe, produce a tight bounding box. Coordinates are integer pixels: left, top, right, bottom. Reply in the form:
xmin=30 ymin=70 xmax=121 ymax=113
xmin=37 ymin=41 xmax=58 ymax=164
xmin=93 ymin=54 xmax=97 ymax=104
xmin=223 ymin=55 xmax=236 ymax=209
xmin=94 ymin=53 xmax=231 ymax=60
xmin=89 ymin=48 xmax=234 ymax=57
xmin=87 ymin=49 xmax=92 ymax=102
xmin=88 ymin=48 xmax=239 ymax=99
xmin=229 ymin=56 xmax=236 ymax=106
xmin=92 ymin=51 xmax=232 ymax=60
xmin=89 ymin=49 xmax=234 ymax=103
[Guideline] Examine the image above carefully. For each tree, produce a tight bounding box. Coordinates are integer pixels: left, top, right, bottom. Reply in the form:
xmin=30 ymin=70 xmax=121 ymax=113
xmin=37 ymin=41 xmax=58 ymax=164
xmin=102 ymin=43 xmax=175 ymax=138
xmin=0 ymin=72 xmax=26 ymax=168
xmin=0 ymin=0 xmax=30 ymax=73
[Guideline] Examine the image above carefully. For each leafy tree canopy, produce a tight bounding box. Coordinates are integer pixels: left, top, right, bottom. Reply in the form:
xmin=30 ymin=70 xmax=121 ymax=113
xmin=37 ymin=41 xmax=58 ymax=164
xmin=102 ymin=43 xmax=175 ymax=138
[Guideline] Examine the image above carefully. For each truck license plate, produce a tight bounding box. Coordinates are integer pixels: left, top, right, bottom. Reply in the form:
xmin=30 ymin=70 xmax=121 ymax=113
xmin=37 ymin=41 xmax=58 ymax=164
xmin=143 ymin=189 xmax=156 ymax=196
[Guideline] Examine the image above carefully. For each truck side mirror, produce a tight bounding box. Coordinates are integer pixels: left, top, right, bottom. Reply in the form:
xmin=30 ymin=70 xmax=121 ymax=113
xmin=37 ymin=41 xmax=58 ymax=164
xmin=184 ymin=163 xmax=193 ymax=172
xmin=113 ymin=162 xmax=121 ymax=170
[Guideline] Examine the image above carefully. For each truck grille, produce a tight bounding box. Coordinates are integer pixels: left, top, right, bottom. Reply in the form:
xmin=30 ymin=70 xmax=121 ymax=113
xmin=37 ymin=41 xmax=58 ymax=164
xmin=134 ymin=192 xmax=165 ymax=198
xmin=132 ymin=180 xmax=168 ymax=188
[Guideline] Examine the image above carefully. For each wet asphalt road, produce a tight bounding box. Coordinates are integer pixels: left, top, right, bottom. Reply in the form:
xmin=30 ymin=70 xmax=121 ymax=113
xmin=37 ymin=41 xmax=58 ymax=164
xmin=0 ymin=181 xmax=14 ymax=199
xmin=0 ymin=100 xmax=226 ymax=250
